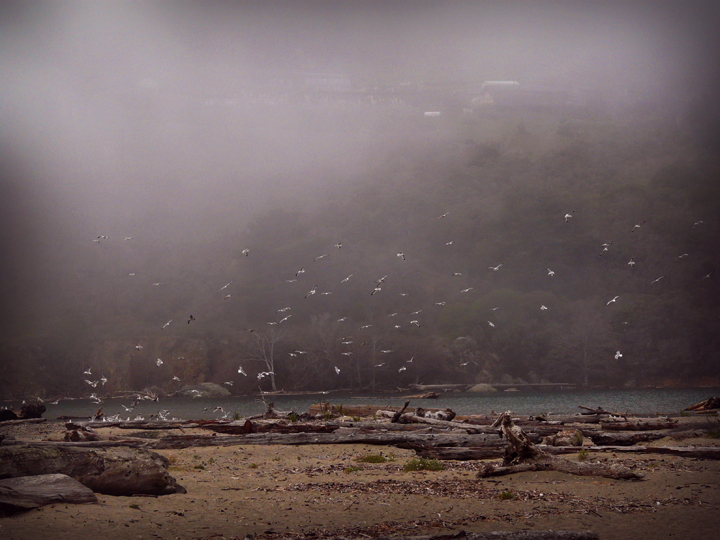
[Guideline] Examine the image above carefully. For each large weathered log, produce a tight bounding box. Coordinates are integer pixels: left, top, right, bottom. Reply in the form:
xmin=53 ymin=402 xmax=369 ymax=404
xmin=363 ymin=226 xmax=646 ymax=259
xmin=600 ymin=419 xmax=678 ymax=431
xmin=0 ymin=473 xmax=97 ymax=512
xmin=588 ymin=430 xmax=667 ymax=446
xmin=589 ymin=445 xmax=720 ymax=460
xmin=478 ymin=412 xmax=644 ymax=480
xmin=684 ymin=397 xmax=720 ymax=411
xmin=399 ymin=413 xmax=488 ymax=434
xmin=2 ymin=439 xmax=149 ymax=449
xmin=145 ymin=430 xmax=506 ymax=450
xmin=371 ymin=531 xmax=598 ymax=540
xmin=202 ymin=420 xmax=339 ymax=435
xmin=334 ymin=421 xmax=446 ymax=432
xmin=0 ymin=445 xmax=186 ymax=496
xmin=418 ymin=445 xmax=585 ymax=461
xmin=0 ymin=417 xmax=46 ymax=426
xmin=66 ymin=420 xmax=197 ymax=430
xmin=401 ymin=440 xmax=720 ymax=462
xmin=477 ymin=455 xmax=644 ymax=480
xmin=578 ymin=405 xmax=616 ymax=416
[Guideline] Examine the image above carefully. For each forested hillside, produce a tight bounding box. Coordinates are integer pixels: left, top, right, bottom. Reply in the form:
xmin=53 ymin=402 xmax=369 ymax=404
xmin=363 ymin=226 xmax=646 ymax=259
xmin=2 ymin=105 xmax=719 ymax=399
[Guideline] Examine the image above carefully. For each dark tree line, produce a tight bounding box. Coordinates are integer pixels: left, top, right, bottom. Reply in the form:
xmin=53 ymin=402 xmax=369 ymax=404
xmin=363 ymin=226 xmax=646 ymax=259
xmin=1 ymin=106 xmax=719 ymax=398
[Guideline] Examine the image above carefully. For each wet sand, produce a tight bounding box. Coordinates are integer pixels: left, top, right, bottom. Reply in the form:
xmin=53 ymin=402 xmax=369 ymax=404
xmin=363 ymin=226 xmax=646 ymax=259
xmin=1 ymin=419 xmax=719 ymax=539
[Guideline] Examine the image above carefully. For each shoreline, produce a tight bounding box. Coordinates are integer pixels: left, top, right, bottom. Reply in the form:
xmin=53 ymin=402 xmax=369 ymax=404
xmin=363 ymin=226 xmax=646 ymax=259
xmin=3 ymin=383 xmax=720 ymax=405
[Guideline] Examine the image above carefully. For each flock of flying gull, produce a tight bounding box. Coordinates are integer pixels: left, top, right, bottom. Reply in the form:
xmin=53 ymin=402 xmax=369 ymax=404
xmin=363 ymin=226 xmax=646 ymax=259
xmin=66 ymin=208 xmax=709 ymax=422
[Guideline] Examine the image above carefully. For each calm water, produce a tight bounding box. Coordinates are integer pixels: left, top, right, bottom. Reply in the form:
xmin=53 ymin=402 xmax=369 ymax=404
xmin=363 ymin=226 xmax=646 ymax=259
xmin=7 ymin=387 xmax=719 ymax=422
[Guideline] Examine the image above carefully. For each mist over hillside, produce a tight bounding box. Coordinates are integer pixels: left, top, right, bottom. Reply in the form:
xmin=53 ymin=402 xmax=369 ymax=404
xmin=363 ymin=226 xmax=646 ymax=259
xmin=1 ymin=1 xmax=719 ymax=399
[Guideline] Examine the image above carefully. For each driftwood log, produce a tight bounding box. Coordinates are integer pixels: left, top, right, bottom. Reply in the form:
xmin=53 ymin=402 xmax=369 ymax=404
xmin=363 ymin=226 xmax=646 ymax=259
xmin=0 ymin=473 xmax=97 ymax=513
xmin=418 ymin=445 xmax=587 ymax=461
xmin=589 ymin=445 xmax=720 ymax=459
xmin=369 ymin=532 xmax=598 ymax=540
xmin=391 ymin=401 xmax=411 ymax=423
xmin=0 ymin=445 xmax=186 ymax=496
xmin=684 ymin=397 xmax=720 ymax=412
xmin=0 ymin=417 xmax=47 ymax=426
xmin=476 ymin=412 xmax=644 ymax=480
xmin=588 ymin=430 xmax=667 ymax=446
xmin=599 ymin=419 xmax=678 ymax=431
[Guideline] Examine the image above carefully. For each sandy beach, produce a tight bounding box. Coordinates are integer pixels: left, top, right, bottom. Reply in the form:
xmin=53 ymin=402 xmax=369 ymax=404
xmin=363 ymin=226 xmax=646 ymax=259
xmin=1 ymin=418 xmax=719 ymax=540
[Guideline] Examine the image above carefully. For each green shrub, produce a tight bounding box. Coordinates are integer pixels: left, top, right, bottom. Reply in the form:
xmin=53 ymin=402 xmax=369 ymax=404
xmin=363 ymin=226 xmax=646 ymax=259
xmin=345 ymin=466 xmax=363 ymax=473
xmin=403 ymin=458 xmax=445 ymax=472
xmin=578 ymin=448 xmax=589 ymax=461
xmin=498 ymin=490 xmax=515 ymax=500
xmin=356 ymin=453 xmax=387 ymax=463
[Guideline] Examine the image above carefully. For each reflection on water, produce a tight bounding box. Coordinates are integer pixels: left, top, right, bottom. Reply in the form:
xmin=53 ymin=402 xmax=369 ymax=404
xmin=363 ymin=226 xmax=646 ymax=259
xmin=9 ymin=387 xmax=719 ymax=422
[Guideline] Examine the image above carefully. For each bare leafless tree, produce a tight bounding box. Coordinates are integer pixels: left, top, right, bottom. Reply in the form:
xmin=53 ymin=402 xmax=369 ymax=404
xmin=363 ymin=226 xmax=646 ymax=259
xmin=245 ymin=328 xmax=283 ymax=392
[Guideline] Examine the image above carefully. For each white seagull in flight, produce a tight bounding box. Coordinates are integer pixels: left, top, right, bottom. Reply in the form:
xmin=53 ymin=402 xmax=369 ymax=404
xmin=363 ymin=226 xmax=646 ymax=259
xmin=489 ymin=264 xmax=503 ymax=271
xmin=162 ymin=319 xmax=172 ymax=329
xmin=304 ymin=285 xmax=317 ymax=298
xmin=607 ymin=296 xmax=619 ymax=305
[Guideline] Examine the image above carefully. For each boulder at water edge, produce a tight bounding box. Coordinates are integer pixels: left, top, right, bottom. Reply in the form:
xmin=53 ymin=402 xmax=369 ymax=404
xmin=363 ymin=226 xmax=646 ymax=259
xmin=178 ymin=382 xmax=230 ymax=398
xmin=467 ymin=383 xmax=498 ymax=393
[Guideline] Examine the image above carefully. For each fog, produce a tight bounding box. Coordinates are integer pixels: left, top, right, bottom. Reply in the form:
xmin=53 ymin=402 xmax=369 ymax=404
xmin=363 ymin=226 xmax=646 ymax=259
xmin=1 ymin=1 xmax=719 ymax=398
